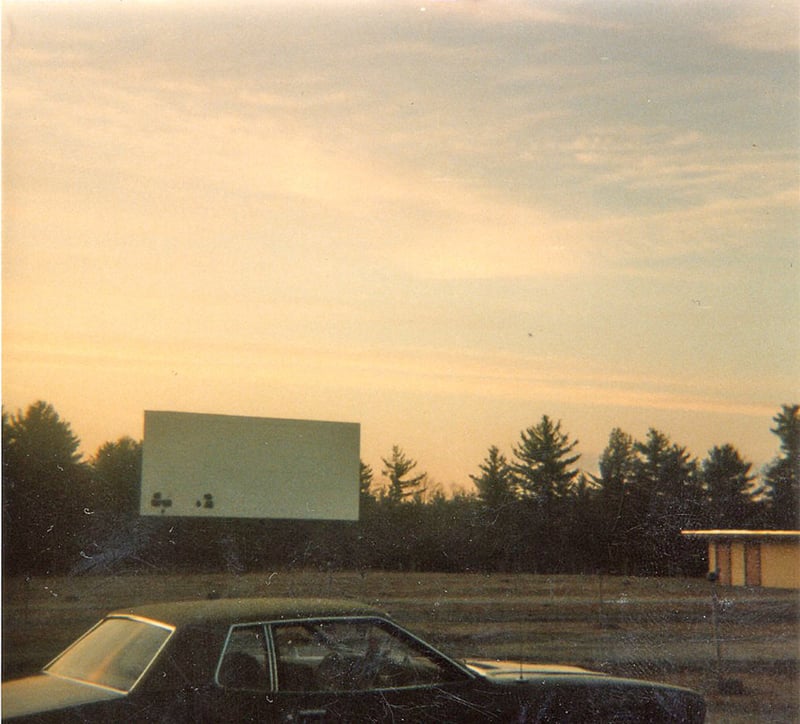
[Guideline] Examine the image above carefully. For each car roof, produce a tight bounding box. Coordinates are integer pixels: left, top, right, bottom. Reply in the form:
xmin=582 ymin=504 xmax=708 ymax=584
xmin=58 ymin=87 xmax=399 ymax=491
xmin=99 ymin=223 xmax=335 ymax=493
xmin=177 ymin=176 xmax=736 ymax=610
xmin=110 ymin=597 xmax=387 ymax=628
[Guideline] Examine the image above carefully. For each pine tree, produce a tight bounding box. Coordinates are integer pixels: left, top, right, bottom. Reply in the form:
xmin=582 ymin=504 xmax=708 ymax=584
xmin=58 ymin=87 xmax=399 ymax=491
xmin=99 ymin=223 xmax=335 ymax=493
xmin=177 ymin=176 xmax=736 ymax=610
xmin=380 ymin=445 xmax=427 ymax=504
xmin=700 ymin=444 xmax=756 ymax=528
xmin=761 ymin=404 xmax=800 ymax=529
xmin=591 ymin=428 xmax=637 ymax=573
xmin=631 ymin=429 xmax=702 ymax=575
xmin=511 ymin=415 xmax=580 ymax=505
xmin=2 ymin=401 xmax=89 ymax=575
xmin=470 ymin=445 xmax=515 ymax=511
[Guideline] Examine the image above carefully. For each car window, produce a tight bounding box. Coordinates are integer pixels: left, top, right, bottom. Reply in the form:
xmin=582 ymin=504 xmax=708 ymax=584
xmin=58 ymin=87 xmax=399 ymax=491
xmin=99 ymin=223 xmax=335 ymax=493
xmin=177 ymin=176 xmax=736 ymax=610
xmin=272 ymin=619 xmax=465 ymax=692
xmin=217 ymin=624 xmax=270 ymax=690
xmin=45 ymin=616 xmax=173 ymax=693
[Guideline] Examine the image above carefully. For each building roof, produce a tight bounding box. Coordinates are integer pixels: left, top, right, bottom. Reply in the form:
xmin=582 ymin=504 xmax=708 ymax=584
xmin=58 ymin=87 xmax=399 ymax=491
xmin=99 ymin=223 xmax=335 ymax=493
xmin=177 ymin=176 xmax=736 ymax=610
xmin=681 ymin=529 xmax=800 ymax=540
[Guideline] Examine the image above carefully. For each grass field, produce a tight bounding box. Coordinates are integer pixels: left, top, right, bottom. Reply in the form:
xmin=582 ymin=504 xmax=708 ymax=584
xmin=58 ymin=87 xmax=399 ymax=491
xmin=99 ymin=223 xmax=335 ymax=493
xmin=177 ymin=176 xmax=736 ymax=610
xmin=3 ymin=570 xmax=797 ymax=722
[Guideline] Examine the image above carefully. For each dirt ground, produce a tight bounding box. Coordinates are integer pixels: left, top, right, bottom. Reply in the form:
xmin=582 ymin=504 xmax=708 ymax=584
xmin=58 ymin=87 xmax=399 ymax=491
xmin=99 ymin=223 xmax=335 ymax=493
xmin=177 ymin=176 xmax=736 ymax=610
xmin=3 ymin=570 xmax=798 ymax=722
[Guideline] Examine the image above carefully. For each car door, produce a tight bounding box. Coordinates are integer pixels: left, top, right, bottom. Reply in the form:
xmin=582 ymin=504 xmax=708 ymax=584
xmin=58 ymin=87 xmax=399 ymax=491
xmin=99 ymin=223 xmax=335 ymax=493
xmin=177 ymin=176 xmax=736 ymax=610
xmin=203 ymin=622 xmax=277 ymax=722
xmin=265 ymin=618 xmax=506 ymax=723
xmin=206 ymin=617 xmax=507 ymax=723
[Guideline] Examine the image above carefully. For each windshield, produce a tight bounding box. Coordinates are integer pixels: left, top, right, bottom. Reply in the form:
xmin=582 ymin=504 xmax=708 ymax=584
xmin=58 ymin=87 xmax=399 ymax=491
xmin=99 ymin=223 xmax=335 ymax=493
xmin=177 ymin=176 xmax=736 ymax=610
xmin=45 ymin=616 xmax=173 ymax=692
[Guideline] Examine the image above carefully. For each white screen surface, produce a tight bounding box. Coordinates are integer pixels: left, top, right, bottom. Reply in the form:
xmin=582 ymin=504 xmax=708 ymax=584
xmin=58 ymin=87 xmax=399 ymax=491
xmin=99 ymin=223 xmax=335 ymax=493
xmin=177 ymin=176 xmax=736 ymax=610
xmin=140 ymin=411 xmax=360 ymax=520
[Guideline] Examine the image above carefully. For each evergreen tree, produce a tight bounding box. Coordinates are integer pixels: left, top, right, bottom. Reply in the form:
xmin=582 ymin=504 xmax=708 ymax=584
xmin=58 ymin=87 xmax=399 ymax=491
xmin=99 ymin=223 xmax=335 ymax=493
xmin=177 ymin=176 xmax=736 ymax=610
xmin=90 ymin=436 xmax=142 ymax=521
xmin=591 ymin=428 xmax=638 ymax=573
xmin=631 ymin=429 xmax=702 ymax=575
xmin=700 ymin=444 xmax=756 ymax=528
xmin=2 ymin=401 xmax=89 ymax=575
xmin=470 ymin=445 xmax=522 ymax=571
xmin=70 ymin=436 xmax=149 ymax=573
xmin=380 ymin=445 xmax=427 ymax=504
xmin=359 ymin=460 xmax=375 ymax=504
xmin=761 ymin=404 xmax=800 ymax=528
xmin=470 ymin=445 xmax=515 ymax=511
xmin=595 ymin=428 xmax=636 ymax=526
xmin=511 ymin=415 xmax=581 ymax=572
xmin=511 ymin=415 xmax=580 ymax=505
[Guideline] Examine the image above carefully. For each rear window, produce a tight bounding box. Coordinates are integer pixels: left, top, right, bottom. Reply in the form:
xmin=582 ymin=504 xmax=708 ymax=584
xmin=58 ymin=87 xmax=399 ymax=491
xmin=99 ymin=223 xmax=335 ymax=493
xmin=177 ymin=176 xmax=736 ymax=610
xmin=46 ymin=616 xmax=173 ymax=692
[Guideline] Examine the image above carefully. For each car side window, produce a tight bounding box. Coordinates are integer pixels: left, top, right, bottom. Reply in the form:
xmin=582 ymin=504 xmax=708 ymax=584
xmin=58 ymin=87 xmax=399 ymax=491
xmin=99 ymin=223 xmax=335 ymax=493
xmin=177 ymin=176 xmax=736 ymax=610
xmin=272 ymin=619 xmax=462 ymax=692
xmin=217 ymin=625 xmax=269 ymax=690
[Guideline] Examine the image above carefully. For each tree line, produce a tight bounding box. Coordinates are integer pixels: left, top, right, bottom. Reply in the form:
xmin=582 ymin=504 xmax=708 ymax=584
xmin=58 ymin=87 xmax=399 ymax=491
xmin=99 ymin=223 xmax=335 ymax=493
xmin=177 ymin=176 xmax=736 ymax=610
xmin=2 ymin=401 xmax=798 ymax=579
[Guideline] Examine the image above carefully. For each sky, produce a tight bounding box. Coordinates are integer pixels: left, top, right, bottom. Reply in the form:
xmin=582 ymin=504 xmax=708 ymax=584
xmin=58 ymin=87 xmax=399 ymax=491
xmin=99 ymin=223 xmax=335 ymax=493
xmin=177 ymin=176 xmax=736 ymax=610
xmin=3 ymin=0 xmax=798 ymax=494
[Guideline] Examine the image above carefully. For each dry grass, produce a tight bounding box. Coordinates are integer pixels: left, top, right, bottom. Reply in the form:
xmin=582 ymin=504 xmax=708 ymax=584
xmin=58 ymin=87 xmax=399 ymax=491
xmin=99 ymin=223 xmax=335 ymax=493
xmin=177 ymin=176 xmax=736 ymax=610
xmin=3 ymin=570 xmax=798 ymax=723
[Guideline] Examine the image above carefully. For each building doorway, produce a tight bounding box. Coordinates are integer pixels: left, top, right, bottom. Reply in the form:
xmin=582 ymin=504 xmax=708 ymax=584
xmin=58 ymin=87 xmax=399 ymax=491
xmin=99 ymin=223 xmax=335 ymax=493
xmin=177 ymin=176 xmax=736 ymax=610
xmin=744 ymin=542 xmax=762 ymax=586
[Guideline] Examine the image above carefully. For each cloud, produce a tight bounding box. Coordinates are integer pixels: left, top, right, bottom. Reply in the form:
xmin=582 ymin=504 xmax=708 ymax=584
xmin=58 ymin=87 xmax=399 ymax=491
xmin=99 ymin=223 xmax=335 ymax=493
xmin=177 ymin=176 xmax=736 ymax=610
xmin=707 ymin=2 xmax=799 ymax=52
xmin=416 ymin=0 xmax=622 ymax=29
xmin=7 ymin=50 xmax=792 ymax=290
xmin=4 ymin=0 xmax=796 ymax=484
xmin=6 ymin=322 xmax=776 ymax=424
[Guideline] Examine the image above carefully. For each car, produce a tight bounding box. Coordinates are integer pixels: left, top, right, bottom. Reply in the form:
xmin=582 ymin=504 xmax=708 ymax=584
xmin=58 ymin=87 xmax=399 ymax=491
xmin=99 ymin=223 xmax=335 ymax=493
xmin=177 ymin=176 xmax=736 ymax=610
xmin=2 ymin=597 xmax=705 ymax=722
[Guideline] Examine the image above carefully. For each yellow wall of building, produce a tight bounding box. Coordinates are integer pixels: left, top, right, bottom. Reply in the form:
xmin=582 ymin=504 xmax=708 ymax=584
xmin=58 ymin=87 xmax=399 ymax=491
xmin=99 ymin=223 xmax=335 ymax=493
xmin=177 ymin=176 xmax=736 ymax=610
xmin=761 ymin=542 xmax=800 ymax=589
xmin=693 ymin=532 xmax=800 ymax=589
xmin=704 ymin=539 xmax=799 ymax=589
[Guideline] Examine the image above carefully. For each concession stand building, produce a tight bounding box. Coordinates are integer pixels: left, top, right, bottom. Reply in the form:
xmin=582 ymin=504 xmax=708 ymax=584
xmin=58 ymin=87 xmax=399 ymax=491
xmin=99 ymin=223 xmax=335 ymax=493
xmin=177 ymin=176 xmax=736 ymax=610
xmin=682 ymin=530 xmax=800 ymax=590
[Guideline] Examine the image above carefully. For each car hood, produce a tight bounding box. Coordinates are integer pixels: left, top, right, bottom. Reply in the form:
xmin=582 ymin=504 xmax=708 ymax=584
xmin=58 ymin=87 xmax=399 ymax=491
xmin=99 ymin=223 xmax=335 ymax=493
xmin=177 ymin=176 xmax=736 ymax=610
xmin=2 ymin=674 xmax=125 ymax=719
xmin=465 ymin=658 xmax=606 ymax=681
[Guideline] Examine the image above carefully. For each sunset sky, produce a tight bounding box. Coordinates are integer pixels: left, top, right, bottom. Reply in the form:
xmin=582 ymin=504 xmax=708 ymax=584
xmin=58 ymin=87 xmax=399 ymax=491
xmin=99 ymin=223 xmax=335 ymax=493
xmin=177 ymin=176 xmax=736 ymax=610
xmin=3 ymin=0 xmax=798 ymax=493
